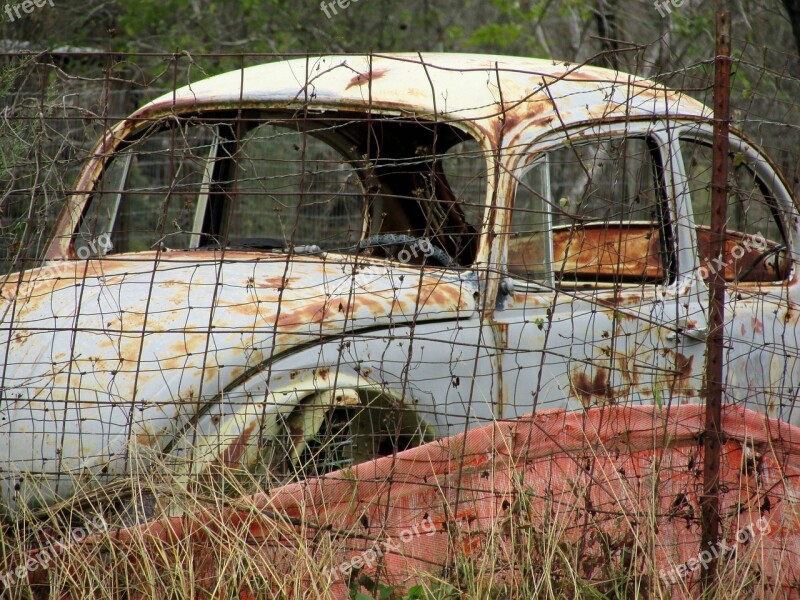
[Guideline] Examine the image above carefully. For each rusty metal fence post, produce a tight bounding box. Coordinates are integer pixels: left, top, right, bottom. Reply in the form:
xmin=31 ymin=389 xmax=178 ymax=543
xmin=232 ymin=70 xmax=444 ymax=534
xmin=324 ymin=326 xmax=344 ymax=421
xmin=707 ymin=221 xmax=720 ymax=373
xmin=701 ymin=9 xmax=731 ymax=595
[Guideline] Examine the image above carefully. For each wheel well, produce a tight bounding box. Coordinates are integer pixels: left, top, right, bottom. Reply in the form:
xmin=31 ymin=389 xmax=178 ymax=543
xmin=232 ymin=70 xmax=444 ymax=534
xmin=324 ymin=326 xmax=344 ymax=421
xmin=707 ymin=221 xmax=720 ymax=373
xmin=255 ymin=388 xmax=435 ymax=482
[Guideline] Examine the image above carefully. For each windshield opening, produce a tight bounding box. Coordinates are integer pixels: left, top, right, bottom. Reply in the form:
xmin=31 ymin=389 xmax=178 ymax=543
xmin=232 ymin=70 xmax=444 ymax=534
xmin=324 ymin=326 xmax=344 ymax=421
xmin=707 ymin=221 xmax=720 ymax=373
xmin=77 ymin=111 xmax=488 ymax=266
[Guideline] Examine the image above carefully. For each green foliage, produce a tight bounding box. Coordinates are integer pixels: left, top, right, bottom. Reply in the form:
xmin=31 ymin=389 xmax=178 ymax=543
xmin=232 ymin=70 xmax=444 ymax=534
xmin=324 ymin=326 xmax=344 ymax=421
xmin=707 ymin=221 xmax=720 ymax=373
xmin=452 ymin=0 xmax=550 ymax=55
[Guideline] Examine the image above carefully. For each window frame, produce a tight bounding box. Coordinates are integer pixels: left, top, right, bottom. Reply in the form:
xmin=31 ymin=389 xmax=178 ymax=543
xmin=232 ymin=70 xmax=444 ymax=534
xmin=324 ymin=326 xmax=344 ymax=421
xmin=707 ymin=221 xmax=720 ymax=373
xmin=675 ymin=124 xmax=794 ymax=285
xmin=79 ymin=117 xmax=221 ymax=255
xmin=75 ymin=109 xmax=494 ymax=268
xmin=506 ymin=125 xmax=676 ymax=291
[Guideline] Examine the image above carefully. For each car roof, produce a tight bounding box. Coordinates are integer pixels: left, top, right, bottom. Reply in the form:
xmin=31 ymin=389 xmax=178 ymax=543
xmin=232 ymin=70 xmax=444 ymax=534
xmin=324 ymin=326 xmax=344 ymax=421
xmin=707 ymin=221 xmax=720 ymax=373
xmin=137 ymin=54 xmax=710 ymax=147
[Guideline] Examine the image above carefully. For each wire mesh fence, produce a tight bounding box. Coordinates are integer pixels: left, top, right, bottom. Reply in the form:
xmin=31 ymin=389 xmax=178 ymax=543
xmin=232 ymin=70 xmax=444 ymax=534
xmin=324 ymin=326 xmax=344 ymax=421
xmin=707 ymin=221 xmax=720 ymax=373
xmin=1 ymin=48 xmax=800 ymax=598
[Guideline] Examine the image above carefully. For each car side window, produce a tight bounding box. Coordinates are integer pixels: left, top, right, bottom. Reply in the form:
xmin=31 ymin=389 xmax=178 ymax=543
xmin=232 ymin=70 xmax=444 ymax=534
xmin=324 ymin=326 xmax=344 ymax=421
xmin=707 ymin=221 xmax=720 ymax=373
xmin=79 ymin=122 xmax=217 ymax=254
xmin=680 ymin=138 xmax=789 ymax=282
xmin=510 ymin=136 xmax=667 ymax=287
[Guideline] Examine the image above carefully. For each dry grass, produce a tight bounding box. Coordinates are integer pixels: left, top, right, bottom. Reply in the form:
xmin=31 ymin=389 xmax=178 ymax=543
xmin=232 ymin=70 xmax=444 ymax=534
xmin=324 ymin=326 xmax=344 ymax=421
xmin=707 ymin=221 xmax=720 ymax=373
xmin=0 ymin=432 xmax=788 ymax=600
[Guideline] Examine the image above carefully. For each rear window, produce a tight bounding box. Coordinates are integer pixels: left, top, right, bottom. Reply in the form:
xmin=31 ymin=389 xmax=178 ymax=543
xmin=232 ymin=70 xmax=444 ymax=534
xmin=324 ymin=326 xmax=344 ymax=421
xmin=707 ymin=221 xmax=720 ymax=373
xmin=680 ymin=137 xmax=789 ymax=283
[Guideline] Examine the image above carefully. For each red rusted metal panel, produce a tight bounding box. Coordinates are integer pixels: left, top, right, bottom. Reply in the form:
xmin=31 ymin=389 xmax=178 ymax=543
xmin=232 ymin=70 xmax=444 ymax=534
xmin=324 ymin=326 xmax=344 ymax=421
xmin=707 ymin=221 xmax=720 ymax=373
xmin=15 ymin=404 xmax=800 ymax=598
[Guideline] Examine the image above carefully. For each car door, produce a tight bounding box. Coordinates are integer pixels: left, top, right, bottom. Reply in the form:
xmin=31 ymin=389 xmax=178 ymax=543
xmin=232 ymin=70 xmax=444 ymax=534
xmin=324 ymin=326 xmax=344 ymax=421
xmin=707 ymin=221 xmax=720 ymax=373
xmin=492 ymin=125 xmax=705 ymax=417
xmin=675 ymin=125 xmax=798 ymax=423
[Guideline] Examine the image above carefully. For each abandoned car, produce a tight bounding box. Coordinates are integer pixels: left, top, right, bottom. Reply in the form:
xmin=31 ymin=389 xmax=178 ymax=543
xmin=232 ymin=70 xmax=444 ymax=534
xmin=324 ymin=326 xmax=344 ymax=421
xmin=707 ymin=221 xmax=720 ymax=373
xmin=0 ymin=53 xmax=797 ymax=515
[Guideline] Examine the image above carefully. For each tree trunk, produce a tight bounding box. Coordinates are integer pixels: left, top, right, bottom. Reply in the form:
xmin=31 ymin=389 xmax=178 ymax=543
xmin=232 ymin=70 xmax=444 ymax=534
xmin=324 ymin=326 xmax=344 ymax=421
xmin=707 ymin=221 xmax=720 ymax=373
xmin=783 ymin=0 xmax=800 ymax=58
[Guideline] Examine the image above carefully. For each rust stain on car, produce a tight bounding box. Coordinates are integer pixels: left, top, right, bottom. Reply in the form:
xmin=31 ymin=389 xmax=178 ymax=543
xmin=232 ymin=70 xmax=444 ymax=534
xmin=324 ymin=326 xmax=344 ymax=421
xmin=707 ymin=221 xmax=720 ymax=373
xmin=671 ymin=353 xmax=696 ymax=397
xmin=571 ymin=367 xmax=613 ymax=408
xmin=262 ymin=275 xmax=298 ymax=290
xmin=219 ymin=421 xmax=259 ymax=468
xmin=345 ymin=67 xmax=388 ymax=90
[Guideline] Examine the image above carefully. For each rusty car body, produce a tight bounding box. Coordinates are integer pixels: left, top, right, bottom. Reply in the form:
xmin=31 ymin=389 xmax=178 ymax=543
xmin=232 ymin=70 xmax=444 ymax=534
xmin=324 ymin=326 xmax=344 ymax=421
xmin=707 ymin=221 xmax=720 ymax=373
xmin=0 ymin=53 xmax=797 ymax=515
